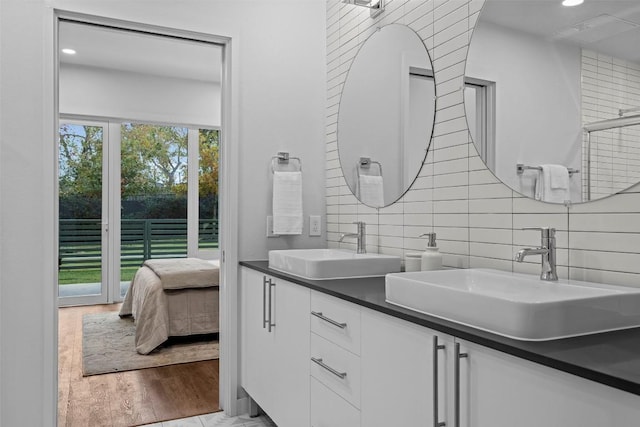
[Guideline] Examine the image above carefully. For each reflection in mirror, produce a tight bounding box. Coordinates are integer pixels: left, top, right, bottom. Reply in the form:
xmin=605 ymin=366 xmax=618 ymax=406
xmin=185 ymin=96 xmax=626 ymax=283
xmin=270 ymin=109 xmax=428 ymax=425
xmin=338 ymin=24 xmax=435 ymax=208
xmin=466 ymin=0 xmax=640 ymax=203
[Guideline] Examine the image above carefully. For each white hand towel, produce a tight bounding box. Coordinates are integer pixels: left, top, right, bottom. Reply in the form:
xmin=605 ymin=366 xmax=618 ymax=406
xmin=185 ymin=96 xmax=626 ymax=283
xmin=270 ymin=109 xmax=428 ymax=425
xmin=272 ymin=171 xmax=303 ymax=235
xmin=358 ymin=174 xmax=384 ymax=207
xmin=535 ymin=164 xmax=569 ymax=203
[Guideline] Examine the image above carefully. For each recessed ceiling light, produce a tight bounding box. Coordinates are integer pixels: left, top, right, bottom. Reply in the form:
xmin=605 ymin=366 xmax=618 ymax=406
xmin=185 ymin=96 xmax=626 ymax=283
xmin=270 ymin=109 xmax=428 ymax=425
xmin=61 ymin=48 xmax=76 ymax=55
xmin=562 ymin=0 xmax=584 ymax=6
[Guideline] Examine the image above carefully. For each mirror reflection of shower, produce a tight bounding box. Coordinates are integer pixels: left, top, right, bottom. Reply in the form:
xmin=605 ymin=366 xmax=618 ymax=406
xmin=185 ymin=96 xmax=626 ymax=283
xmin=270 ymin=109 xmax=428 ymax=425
xmin=583 ymin=107 xmax=640 ymax=201
xmin=581 ymin=46 xmax=640 ymax=202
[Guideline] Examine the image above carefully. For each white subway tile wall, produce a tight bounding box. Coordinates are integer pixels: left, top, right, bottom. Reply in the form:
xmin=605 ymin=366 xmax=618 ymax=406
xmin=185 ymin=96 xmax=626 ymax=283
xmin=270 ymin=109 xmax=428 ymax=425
xmin=325 ymin=0 xmax=640 ymax=287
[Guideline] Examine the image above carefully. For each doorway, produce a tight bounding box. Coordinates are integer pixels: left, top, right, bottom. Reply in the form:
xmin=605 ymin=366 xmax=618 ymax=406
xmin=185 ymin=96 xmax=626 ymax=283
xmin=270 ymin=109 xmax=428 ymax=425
xmin=58 ymin=20 xmax=223 ymax=306
xmin=56 ymin=15 xmax=228 ymax=425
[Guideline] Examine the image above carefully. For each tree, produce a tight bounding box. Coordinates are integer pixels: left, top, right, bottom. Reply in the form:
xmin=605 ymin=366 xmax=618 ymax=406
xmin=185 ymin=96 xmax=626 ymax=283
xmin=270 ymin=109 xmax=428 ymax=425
xmin=199 ymin=128 xmax=219 ymax=197
xmin=58 ymin=124 xmax=103 ymax=198
xmin=58 ymin=123 xmax=219 ymax=220
xmin=58 ymin=124 xmax=104 ymax=218
xmin=120 ymin=123 xmax=189 ymax=197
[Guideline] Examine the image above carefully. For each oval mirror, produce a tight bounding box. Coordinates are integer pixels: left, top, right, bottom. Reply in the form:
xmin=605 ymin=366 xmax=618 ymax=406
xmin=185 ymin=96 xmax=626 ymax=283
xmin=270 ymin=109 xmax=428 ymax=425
xmin=466 ymin=0 xmax=640 ymax=204
xmin=338 ymin=24 xmax=436 ymax=208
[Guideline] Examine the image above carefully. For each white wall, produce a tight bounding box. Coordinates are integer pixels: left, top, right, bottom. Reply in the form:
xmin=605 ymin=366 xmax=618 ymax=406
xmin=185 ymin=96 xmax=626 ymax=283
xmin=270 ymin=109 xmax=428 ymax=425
xmin=60 ymin=64 xmax=222 ymax=126
xmin=466 ymin=21 xmax=582 ymax=202
xmin=0 ymin=1 xmax=57 ymax=426
xmin=0 ymin=1 xmax=326 ymax=425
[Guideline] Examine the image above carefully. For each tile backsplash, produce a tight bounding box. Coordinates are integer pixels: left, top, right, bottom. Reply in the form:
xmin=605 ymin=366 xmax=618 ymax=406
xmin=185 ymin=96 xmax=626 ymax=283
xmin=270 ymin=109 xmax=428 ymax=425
xmin=325 ymin=0 xmax=640 ymax=287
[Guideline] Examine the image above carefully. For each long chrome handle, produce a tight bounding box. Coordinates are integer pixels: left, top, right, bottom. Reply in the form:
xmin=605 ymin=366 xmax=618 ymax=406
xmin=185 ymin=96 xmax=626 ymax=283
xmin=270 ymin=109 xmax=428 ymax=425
xmin=311 ymin=311 xmax=347 ymax=329
xmin=433 ymin=336 xmax=446 ymax=427
xmin=455 ymin=342 xmax=468 ymax=427
xmin=262 ymin=276 xmax=268 ymax=329
xmin=311 ymin=357 xmax=347 ymax=379
xmin=268 ymin=281 xmax=276 ymax=332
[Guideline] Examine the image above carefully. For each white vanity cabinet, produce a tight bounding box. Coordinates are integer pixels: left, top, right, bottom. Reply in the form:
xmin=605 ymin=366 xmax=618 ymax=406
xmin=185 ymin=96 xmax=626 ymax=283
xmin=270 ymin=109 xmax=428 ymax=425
xmin=361 ymin=308 xmax=454 ymax=427
xmin=239 ymin=267 xmax=310 ymax=427
xmin=360 ymin=308 xmax=640 ymax=427
xmin=239 ymin=265 xmax=640 ymax=427
xmin=458 ymin=339 xmax=640 ymax=427
xmin=309 ymin=292 xmax=361 ymax=427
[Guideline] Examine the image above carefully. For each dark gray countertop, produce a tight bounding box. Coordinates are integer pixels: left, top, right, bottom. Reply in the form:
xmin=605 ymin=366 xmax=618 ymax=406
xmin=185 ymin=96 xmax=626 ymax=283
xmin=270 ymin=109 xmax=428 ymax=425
xmin=240 ymin=260 xmax=640 ymax=396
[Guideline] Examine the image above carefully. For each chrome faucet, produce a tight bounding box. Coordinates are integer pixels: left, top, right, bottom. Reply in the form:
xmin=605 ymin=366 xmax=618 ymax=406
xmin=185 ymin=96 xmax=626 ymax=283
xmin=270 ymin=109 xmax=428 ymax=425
xmin=515 ymin=227 xmax=558 ymax=281
xmin=339 ymin=221 xmax=366 ymax=254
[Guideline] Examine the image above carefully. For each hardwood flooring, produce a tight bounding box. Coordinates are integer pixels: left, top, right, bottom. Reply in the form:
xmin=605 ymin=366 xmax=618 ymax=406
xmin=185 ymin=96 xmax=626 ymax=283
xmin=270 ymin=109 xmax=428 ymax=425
xmin=58 ymin=304 xmax=220 ymax=427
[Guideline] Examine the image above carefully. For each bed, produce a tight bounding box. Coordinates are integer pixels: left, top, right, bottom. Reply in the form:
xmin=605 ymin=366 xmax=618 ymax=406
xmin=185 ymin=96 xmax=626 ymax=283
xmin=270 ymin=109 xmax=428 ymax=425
xmin=119 ymin=258 xmax=220 ymax=355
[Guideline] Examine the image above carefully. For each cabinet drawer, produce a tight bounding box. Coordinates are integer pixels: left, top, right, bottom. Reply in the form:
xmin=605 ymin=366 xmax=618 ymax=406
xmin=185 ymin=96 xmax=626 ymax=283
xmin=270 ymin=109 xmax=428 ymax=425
xmin=310 ymin=333 xmax=361 ymax=409
xmin=311 ymin=377 xmax=360 ymax=427
xmin=311 ymin=292 xmax=361 ymax=355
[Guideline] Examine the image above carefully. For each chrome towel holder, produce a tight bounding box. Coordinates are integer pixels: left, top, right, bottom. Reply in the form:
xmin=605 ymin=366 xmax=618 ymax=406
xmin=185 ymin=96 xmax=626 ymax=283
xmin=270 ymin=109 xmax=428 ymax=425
xmin=358 ymin=157 xmax=383 ymax=176
xmin=516 ymin=163 xmax=579 ymax=177
xmin=271 ymin=151 xmax=302 ymax=173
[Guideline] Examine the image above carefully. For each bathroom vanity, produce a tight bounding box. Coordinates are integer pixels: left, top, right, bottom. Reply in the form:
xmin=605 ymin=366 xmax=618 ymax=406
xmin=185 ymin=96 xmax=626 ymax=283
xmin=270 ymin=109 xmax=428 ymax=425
xmin=239 ymin=261 xmax=640 ymax=427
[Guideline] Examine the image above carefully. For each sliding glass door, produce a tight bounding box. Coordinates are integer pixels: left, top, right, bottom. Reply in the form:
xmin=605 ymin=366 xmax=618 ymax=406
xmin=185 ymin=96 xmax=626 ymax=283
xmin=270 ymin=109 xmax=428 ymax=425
xmin=58 ymin=119 xmax=220 ymax=305
xmin=58 ymin=120 xmax=109 ymax=305
xmin=119 ymin=123 xmax=190 ymax=297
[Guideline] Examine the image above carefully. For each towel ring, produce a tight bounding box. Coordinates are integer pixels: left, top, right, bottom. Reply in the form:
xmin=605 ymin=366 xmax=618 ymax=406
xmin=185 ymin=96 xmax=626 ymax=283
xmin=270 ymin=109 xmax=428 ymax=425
xmin=358 ymin=157 xmax=383 ymax=177
xmin=271 ymin=151 xmax=302 ymax=173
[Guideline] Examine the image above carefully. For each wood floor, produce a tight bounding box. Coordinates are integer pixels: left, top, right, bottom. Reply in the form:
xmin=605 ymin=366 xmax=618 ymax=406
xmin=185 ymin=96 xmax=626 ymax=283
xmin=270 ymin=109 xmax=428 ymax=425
xmin=58 ymin=304 xmax=220 ymax=427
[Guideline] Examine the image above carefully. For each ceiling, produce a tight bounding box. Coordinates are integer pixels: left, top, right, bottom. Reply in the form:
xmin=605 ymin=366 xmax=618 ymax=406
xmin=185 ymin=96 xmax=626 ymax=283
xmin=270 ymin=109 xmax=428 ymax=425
xmin=59 ymin=21 xmax=222 ymax=83
xmin=481 ymin=0 xmax=640 ymax=63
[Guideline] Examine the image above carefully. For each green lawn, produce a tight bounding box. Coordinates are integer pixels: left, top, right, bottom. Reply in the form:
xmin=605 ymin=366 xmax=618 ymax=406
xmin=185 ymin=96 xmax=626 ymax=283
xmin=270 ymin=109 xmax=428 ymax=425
xmin=58 ymin=267 xmax=139 ymax=285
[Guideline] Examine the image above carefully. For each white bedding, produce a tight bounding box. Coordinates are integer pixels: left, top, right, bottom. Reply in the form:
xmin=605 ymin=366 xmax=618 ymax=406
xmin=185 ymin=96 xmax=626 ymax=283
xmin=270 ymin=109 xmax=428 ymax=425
xmin=119 ymin=263 xmax=219 ymax=355
xmin=143 ymin=257 xmax=219 ymax=289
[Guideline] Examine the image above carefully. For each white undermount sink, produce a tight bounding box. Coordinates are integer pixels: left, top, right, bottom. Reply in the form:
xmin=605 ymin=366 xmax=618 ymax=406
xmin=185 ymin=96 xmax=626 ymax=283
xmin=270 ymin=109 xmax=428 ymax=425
xmin=268 ymin=248 xmax=401 ymax=280
xmin=385 ymin=268 xmax=640 ymax=341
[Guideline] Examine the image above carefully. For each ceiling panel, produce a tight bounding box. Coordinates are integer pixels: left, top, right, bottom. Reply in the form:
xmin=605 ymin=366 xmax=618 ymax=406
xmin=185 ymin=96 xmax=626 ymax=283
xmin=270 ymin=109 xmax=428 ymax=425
xmin=59 ymin=21 xmax=222 ymax=83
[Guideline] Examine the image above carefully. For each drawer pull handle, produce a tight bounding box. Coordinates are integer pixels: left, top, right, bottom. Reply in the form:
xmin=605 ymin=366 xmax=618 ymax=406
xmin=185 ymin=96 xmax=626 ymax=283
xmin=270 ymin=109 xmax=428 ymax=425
xmin=268 ymin=280 xmax=276 ymax=332
xmin=433 ymin=336 xmax=446 ymax=427
xmin=311 ymin=311 xmax=347 ymax=329
xmin=311 ymin=357 xmax=347 ymax=379
xmin=455 ymin=342 xmax=469 ymax=427
xmin=262 ymin=276 xmax=268 ymax=329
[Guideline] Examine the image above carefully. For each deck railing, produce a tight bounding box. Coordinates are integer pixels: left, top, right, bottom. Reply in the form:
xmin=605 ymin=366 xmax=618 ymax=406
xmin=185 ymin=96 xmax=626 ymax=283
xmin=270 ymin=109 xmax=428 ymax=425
xmin=58 ymin=218 xmax=218 ymax=270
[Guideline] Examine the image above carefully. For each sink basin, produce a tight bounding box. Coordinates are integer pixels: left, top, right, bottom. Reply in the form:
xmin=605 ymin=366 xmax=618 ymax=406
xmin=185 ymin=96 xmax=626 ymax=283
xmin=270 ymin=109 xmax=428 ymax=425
xmin=268 ymin=249 xmax=401 ymax=280
xmin=385 ymin=268 xmax=640 ymax=341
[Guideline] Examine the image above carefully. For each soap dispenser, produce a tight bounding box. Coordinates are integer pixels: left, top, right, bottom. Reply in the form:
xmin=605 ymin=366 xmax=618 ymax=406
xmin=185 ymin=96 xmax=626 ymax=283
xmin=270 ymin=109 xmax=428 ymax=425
xmin=419 ymin=232 xmax=442 ymax=271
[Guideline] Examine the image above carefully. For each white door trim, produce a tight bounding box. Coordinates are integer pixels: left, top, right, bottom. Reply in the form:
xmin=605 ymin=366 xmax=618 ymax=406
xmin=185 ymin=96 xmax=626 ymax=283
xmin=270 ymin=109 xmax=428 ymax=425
xmin=52 ymin=9 xmax=241 ymax=420
xmin=218 ymin=32 xmax=243 ymax=416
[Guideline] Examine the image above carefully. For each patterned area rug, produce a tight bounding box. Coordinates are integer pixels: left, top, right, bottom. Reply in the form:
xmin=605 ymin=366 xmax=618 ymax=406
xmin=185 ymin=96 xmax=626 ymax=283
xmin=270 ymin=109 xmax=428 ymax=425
xmin=82 ymin=312 xmax=219 ymax=376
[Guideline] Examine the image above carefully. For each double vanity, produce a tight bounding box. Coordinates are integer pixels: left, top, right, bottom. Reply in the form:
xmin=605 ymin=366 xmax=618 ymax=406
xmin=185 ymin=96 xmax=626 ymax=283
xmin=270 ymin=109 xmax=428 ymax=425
xmin=240 ymin=249 xmax=640 ymax=427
